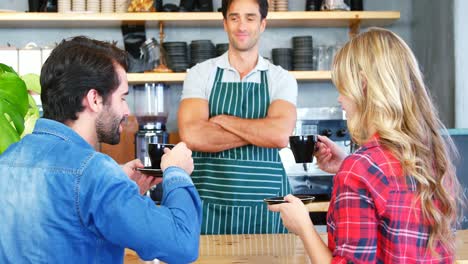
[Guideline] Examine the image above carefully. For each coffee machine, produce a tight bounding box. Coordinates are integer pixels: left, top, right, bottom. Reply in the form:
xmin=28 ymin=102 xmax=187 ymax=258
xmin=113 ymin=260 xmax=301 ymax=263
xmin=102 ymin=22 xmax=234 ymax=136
xmin=134 ymin=83 xmax=169 ymax=167
xmin=280 ymin=107 xmax=351 ymax=224
xmin=280 ymin=107 xmax=351 ymax=198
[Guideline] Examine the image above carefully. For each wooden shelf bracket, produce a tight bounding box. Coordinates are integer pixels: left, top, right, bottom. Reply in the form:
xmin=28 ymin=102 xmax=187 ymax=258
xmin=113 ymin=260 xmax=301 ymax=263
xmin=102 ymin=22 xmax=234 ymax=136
xmin=349 ymin=19 xmax=361 ymax=38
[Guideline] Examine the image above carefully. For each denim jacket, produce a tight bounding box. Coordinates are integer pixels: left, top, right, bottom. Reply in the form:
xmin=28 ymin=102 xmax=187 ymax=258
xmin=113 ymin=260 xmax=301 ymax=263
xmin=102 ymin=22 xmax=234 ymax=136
xmin=0 ymin=118 xmax=202 ymax=264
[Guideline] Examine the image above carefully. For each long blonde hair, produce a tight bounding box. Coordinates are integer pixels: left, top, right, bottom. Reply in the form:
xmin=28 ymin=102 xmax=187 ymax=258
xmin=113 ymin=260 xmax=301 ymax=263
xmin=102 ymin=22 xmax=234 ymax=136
xmin=331 ymin=27 xmax=461 ymax=253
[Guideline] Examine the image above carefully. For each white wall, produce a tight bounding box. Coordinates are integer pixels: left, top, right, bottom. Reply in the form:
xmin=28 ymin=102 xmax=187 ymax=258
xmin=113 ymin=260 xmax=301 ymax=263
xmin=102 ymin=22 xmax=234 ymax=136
xmin=455 ymin=0 xmax=468 ymax=128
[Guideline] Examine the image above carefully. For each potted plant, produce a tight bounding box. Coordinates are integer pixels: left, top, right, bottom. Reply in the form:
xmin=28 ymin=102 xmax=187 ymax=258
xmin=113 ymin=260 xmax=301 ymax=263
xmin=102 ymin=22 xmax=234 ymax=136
xmin=0 ymin=63 xmax=41 ymax=154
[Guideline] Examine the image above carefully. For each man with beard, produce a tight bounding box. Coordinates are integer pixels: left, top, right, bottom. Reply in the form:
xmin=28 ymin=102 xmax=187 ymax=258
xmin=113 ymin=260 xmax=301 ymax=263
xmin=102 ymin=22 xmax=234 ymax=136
xmin=178 ymin=0 xmax=297 ymax=235
xmin=0 ymin=36 xmax=202 ymax=263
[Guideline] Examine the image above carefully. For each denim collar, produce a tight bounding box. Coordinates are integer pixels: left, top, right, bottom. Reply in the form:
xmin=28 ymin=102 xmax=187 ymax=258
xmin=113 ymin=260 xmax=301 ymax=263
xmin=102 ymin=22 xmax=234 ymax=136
xmin=33 ymin=118 xmax=95 ymax=151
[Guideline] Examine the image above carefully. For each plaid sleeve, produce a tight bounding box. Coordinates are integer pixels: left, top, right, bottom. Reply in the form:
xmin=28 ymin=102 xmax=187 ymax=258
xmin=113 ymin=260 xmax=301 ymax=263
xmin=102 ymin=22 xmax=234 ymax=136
xmin=328 ymin=154 xmax=389 ymax=264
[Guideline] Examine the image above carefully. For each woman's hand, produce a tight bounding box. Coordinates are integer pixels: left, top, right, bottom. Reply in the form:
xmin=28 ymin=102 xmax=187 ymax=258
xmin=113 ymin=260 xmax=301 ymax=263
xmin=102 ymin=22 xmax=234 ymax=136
xmin=269 ymin=194 xmax=333 ymax=263
xmin=315 ymin=135 xmax=348 ymax=174
xmin=268 ymin=194 xmax=315 ymax=238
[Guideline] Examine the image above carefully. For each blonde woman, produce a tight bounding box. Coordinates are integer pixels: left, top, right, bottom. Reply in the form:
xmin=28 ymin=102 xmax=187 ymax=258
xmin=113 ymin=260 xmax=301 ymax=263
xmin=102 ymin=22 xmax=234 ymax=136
xmin=269 ymin=27 xmax=462 ymax=263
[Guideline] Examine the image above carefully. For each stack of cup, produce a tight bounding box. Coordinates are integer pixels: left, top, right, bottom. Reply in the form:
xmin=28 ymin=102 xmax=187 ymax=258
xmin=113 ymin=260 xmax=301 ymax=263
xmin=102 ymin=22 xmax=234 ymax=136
xmin=101 ymin=0 xmax=114 ymax=13
xmin=115 ymin=0 xmax=128 ymax=13
xmin=274 ymin=0 xmax=288 ymax=11
xmin=72 ymin=0 xmax=86 ymax=12
xmin=58 ymin=0 xmax=71 ymax=12
xmin=87 ymin=0 xmax=100 ymax=12
xmin=267 ymin=0 xmax=275 ymax=12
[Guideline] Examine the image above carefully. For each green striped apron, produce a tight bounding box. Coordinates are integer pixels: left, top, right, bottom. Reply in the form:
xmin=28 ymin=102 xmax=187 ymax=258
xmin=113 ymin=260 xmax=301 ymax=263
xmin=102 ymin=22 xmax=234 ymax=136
xmin=192 ymin=67 xmax=291 ymax=235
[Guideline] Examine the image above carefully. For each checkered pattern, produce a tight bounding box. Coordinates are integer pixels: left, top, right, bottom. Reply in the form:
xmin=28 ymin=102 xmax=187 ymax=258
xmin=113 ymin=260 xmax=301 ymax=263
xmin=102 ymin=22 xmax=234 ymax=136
xmin=326 ymin=136 xmax=454 ymax=263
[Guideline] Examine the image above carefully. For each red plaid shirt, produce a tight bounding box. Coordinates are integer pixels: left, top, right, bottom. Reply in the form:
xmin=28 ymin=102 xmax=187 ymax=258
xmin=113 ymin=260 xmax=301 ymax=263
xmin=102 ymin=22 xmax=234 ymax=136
xmin=327 ymin=136 xmax=454 ymax=263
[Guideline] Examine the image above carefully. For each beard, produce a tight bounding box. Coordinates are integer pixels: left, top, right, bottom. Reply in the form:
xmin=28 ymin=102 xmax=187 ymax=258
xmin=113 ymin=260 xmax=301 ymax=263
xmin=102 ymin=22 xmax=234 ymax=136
xmin=96 ymin=105 xmax=125 ymax=145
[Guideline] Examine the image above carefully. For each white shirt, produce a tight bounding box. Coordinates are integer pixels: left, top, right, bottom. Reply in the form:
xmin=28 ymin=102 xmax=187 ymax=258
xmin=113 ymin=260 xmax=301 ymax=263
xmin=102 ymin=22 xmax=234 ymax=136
xmin=182 ymin=52 xmax=298 ymax=105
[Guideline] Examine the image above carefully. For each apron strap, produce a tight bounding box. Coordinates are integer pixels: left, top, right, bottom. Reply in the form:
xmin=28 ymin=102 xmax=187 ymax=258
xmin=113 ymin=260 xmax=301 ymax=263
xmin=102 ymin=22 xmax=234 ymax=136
xmin=261 ymin=70 xmax=268 ymax=88
xmin=214 ymin=67 xmax=224 ymax=83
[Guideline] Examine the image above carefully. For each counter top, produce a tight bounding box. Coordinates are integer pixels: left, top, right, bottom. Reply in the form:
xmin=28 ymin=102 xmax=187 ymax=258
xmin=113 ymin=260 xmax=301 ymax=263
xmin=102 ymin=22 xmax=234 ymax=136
xmin=124 ymin=229 xmax=468 ymax=263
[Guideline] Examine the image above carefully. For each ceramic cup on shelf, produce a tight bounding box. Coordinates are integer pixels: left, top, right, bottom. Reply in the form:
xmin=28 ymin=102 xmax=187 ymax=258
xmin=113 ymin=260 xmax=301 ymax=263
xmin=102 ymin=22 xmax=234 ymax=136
xmin=87 ymin=0 xmax=100 ymax=12
xmin=72 ymin=0 xmax=86 ymax=12
xmin=115 ymin=0 xmax=128 ymax=13
xmin=57 ymin=0 xmax=71 ymax=12
xmin=101 ymin=0 xmax=115 ymax=13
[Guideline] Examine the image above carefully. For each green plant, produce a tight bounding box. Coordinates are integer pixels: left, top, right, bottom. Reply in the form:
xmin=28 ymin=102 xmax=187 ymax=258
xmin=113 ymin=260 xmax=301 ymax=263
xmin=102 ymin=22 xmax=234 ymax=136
xmin=0 ymin=63 xmax=41 ymax=154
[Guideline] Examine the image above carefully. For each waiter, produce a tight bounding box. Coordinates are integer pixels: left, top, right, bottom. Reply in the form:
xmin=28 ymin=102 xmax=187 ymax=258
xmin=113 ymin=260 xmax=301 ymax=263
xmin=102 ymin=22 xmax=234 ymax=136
xmin=178 ymin=0 xmax=297 ymax=234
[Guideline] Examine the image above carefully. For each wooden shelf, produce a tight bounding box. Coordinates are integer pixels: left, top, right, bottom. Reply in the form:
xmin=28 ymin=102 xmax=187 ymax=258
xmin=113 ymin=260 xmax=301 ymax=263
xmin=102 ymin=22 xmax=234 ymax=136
xmin=127 ymin=71 xmax=331 ymax=84
xmin=0 ymin=11 xmax=400 ymax=28
xmin=127 ymin=72 xmax=187 ymax=84
xmin=291 ymin=70 xmax=331 ymax=81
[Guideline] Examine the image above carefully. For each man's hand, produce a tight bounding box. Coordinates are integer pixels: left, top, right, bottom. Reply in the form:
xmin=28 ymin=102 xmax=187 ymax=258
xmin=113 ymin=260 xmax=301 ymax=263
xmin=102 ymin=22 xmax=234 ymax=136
xmin=121 ymin=159 xmax=162 ymax=195
xmin=160 ymin=142 xmax=194 ymax=175
xmin=208 ymin=114 xmax=226 ymax=126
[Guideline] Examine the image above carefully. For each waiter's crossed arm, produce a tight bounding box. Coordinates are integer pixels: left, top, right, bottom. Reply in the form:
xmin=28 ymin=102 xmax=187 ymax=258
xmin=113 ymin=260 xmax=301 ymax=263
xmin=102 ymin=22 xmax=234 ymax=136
xmin=178 ymin=98 xmax=296 ymax=152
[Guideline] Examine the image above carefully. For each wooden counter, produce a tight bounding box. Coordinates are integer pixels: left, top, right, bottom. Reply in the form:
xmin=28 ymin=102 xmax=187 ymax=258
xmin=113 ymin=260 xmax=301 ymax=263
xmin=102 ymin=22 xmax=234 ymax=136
xmin=125 ymin=229 xmax=468 ymax=263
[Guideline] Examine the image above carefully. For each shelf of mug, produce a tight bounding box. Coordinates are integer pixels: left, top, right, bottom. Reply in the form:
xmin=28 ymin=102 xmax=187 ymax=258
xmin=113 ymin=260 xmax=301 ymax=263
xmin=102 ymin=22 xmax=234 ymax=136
xmin=0 ymin=11 xmax=400 ymax=28
xmin=126 ymin=71 xmax=332 ymax=84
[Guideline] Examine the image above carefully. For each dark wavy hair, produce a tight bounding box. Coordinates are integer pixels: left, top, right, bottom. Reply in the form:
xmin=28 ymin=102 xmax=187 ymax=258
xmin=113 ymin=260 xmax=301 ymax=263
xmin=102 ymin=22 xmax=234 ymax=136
xmin=40 ymin=36 xmax=128 ymax=123
xmin=221 ymin=0 xmax=268 ymax=20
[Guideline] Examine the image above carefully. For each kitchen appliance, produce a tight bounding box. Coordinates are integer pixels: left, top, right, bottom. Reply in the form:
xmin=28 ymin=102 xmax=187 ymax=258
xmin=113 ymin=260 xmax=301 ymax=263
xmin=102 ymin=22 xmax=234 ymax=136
xmin=135 ymin=122 xmax=168 ymax=167
xmin=134 ymin=83 xmax=169 ymax=167
xmin=280 ymin=107 xmax=351 ymax=196
xmin=133 ymin=83 xmax=169 ymax=203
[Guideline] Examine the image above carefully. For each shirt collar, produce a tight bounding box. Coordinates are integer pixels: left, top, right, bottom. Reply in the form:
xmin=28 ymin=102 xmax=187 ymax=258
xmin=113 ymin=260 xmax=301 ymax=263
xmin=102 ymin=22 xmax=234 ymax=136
xmin=215 ymin=51 xmax=269 ymax=72
xmin=33 ymin=118 xmax=95 ymax=151
xmin=359 ymin=133 xmax=381 ymax=151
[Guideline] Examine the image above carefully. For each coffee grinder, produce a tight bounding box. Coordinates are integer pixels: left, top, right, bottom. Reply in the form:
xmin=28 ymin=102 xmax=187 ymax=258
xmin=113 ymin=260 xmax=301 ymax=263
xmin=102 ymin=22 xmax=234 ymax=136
xmin=134 ymin=83 xmax=169 ymax=203
xmin=134 ymin=83 xmax=169 ymax=167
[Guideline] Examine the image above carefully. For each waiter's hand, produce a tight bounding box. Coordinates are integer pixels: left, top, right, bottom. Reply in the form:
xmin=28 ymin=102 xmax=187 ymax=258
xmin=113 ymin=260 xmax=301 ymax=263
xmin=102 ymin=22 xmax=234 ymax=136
xmin=268 ymin=194 xmax=314 ymax=238
xmin=121 ymin=159 xmax=162 ymax=195
xmin=209 ymin=114 xmax=227 ymax=126
xmin=160 ymin=142 xmax=194 ymax=175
